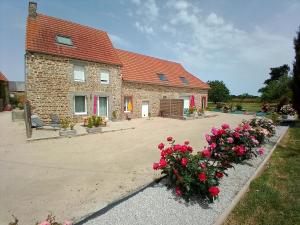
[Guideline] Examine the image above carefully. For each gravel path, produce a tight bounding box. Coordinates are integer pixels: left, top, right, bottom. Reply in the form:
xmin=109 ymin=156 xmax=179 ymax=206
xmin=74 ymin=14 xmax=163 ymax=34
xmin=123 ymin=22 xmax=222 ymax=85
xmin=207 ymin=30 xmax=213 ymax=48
xmin=78 ymin=126 xmax=288 ymax=225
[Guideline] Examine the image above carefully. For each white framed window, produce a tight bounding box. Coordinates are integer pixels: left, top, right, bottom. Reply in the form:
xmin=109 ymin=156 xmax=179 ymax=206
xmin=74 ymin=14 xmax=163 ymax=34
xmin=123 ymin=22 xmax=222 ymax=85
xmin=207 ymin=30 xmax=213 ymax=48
xmin=74 ymin=96 xmax=87 ymax=115
xmin=124 ymin=96 xmax=133 ymax=112
xmin=73 ymin=65 xmax=85 ymax=82
xmin=100 ymin=71 xmax=109 ymax=84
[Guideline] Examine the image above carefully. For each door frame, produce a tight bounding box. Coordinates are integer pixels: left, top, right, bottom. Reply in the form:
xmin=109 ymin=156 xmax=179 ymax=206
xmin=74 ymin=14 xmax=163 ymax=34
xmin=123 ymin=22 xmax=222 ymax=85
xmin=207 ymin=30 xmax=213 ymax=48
xmin=98 ymin=96 xmax=109 ymax=118
xmin=141 ymin=101 xmax=149 ymax=118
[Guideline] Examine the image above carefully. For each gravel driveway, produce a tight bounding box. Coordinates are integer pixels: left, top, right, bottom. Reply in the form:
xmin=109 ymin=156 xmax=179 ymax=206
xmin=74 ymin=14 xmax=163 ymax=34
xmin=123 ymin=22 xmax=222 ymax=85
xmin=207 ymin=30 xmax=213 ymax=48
xmin=0 ymin=111 xmax=252 ymax=224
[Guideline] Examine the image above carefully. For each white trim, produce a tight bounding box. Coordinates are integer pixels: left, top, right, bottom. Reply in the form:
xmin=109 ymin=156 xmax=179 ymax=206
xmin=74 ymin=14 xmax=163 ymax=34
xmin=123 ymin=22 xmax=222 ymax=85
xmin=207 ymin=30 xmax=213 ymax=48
xmin=100 ymin=71 xmax=110 ymax=84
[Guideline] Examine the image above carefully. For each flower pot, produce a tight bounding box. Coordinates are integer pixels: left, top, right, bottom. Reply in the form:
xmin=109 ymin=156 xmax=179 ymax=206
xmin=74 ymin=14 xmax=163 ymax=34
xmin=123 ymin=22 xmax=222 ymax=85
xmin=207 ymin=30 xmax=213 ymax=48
xmin=59 ymin=129 xmax=76 ymax=137
xmin=86 ymin=127 xmax=103 ymax=133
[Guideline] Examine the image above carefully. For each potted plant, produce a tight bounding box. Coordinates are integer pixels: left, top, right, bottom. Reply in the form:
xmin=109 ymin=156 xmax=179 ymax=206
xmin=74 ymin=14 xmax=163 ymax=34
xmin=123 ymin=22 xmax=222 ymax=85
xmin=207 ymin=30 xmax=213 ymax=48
xmin=59 ymin=118 xmax=77 ymax=137
xmin=86 ymin=116 xmax=104 ymax=133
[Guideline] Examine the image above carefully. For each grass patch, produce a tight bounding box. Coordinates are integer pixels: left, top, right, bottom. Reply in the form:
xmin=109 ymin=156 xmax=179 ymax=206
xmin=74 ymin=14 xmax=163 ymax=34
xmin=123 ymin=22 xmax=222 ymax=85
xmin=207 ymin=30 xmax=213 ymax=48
xmin=224 ymin=127 xmax=300 ymax=225
xmin=207 ymin=102 xmax=262 ymax=112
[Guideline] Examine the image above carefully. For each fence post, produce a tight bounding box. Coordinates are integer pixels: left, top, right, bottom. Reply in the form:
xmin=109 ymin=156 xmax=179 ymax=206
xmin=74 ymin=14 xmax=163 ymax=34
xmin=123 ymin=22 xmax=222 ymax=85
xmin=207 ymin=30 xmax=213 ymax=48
xmin=24 ymin=101 xmax=32 ymax=138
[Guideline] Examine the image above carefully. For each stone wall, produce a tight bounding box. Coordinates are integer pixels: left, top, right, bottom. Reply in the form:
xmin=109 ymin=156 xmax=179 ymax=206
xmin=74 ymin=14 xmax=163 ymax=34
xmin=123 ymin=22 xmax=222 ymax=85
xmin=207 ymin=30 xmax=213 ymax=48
xmin=25 ymin=52 xmax=122 ymax=122
xmin=121 ymin=81 xmax=208 ymax=119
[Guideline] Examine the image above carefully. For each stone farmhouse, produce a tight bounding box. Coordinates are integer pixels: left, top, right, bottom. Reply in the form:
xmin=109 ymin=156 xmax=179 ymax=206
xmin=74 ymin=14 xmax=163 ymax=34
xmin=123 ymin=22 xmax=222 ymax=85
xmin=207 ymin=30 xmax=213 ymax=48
xmin=25 ymin=2 xmax=209 ymax=122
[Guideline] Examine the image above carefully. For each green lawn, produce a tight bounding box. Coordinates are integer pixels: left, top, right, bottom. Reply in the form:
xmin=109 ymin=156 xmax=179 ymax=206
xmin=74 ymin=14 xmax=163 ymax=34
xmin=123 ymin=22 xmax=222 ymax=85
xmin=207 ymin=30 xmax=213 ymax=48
xmin=224 ymin=126 xmax=300 ymax=225
xmin=207 ymin=102 xmax=262 ymax=112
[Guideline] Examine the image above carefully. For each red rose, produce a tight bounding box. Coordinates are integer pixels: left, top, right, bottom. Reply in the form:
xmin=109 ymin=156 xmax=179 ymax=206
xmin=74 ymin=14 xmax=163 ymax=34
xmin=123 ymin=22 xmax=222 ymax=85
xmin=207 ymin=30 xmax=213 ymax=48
xmin=218 ymin=129 xmax=226 ymax=135
xmin=159 ymin=158 xmax=167 ymax=168
xmin=202 ymin=149 xmax=211 ymax=158
xmin=180 ymin=145 xmax=188 ymax=152
xmin=158 ymin=143 xmax=164 ymax=150
xmin=152 ymin=163 xmax=159 ymax=170
xmin=198 ymin=172 xmax=207 ymax=182
xmin=221 ymin=123 xmax=230 ymax=129
xmin=184 ymin=140 xmax=190 ymax=145
xmin=187 ymin=146 xmax=193 ymax=152
xmin=173 ymin=144 xmax=181 ymax=151
xmin=215 ymin=172 xmax=223 ymax=178
xmin=167 ymin=136 xmax=173 ymax=142
xmin=210 ymin=142 xmax=217 ymax=149
xmin=181 ymin=157 xmax=188 ymax=166
xmin=175 ymin=186 xmax=182 ymax=196
xmin=209 ymin=186 xmax=220 ymax=197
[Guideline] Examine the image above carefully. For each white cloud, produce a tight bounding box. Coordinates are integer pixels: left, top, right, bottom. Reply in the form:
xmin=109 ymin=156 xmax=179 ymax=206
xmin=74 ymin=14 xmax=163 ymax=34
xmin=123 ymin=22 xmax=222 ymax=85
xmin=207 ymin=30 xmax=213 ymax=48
xmin=134 ymin=22 xmax=154 ymax=34
xmin=206 ymin=13 xmax=224 ymax=25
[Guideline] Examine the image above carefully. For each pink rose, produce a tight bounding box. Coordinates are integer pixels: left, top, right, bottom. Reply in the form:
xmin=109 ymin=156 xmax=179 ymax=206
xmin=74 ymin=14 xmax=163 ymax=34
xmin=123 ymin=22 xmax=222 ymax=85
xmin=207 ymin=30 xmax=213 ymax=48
xmin=221 ymin=123 xmax=230 ymax=129
xmin=210 ymin=142 xmax=217 ymax=149
xmin=152 ymin=162 xmax=160 ymax=170
xmin=181 ymin=158 xmax=188 ymax=166
xmin=158 ymin=143 xmax=164 ymax=150
xmin=258 ymin=147 xmax=264 ymax=155
xmin=227 ymin=137 xmax=234 ymax=143
xmin=200 ymin=162 xmax=207 ymax=169
xmin=211 ymin=127 xmax=218 ymax=136
xmin=205 ymin=134 xmax=211 ymax=142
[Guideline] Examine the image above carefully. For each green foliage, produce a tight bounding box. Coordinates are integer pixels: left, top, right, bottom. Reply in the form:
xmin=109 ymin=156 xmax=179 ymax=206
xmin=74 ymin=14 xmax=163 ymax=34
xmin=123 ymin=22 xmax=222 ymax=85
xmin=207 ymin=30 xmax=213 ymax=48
xmin=17 ymin=102 xmax=23 ymax=110
xmin=87 ymin=117 xmax=93 ymax=128
xmin=235 ymin=104 xmax=243 ymax=111
xmin=266 ymin=112 xmax=280 ymax=125
xmin=94 ymin=116 xmax=102 ymax=127
xmin=264 ymin=64 xmax=290 ymax=85
xmin=292 ymin=27 xmax=300 ymax=116
xmin=60 ymin=118 xmax=70 ymax=130
xmin=207 ymin=80 xmax=230 ymax=103
xmin=260 ymin=75 xmax=292 ymax=102
xmin=112 ymin=110 xmax=117 ymax=119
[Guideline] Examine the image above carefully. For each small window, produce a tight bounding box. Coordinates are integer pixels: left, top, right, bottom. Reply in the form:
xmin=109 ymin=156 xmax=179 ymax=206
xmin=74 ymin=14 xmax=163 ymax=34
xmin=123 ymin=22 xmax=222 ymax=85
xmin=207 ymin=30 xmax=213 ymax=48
xmin=73 ymin=65 xmax=85 ymax=82
xmin=180 ymin=76 xmax=189 ymax=84
xmin=74 ymin=96 xmax=87 ymax=115
xmin=124 ymin=96 xmax=133 ymax=112
xmin=56 ymin=35 xmax=73 ymax=46
xmin=100 ymin=71 xmax=109 ymax=84
xmin=158 ymin=73 xmax=168 ymax=81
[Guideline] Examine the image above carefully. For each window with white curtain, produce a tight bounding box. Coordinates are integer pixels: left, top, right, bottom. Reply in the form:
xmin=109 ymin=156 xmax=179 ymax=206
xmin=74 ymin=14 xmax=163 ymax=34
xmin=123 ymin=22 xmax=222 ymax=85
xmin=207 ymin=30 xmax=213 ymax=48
xmin=73 ymin=65 xmax=85 ymax=82
xmin=100 ymin=71 xmax=109 ymax=84
xmin=74 ymin=96 xmax=87 ymax=115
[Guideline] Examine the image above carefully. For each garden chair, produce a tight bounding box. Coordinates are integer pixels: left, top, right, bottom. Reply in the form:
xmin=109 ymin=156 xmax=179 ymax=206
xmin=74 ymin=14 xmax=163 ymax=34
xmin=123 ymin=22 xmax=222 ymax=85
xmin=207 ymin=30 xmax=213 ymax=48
xmin=31 ymin=115 xmax=44 ymax=128
xmin=50 ymin=114 xmax=60 ymax=129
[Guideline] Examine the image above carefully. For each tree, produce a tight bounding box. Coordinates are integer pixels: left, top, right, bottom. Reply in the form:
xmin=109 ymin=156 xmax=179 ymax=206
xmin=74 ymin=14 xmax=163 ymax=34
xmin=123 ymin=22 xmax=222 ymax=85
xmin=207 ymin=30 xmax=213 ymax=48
xmin=264 ymin=64 xmax=290 ymax=85
xmin=292 ymin=27 xmax=300 ymax=116
xmin=260 ymin=75 xmax=292 ymax=102
xmin=207 ymin=80 xmax=230 ymax=103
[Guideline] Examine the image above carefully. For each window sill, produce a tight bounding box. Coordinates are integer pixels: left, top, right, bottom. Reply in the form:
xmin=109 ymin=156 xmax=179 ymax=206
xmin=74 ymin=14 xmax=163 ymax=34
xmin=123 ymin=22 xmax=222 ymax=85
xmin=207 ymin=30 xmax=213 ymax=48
xmin=74 ymin=112 xmax=87 ymax=116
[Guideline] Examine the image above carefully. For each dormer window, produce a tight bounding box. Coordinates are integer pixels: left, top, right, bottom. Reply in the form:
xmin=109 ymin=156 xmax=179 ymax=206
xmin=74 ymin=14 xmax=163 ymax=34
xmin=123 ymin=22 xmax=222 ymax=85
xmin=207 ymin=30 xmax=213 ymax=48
xmin=56 ymin=35 xmax=73 ymax=46
xmin=180 ymin=76 xmax=188 ymax=84
xmin=158 ymin=73 xmax=168 ymax=81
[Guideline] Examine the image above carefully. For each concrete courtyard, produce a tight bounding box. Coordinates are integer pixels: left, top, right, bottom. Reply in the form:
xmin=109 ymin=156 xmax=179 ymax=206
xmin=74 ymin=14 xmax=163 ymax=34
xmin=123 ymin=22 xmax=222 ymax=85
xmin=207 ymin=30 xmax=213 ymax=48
xmin=0 ymin=111 xmax=252 ymax=224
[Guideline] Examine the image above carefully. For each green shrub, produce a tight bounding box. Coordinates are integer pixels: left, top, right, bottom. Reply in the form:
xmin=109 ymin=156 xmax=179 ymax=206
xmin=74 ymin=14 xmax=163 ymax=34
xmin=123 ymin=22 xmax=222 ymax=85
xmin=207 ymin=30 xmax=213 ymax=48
xmin=17 ymin=103 xmax=23 ymax=110
xmin=236 ymin=104 xmax=243 ymax=111
xmin=87 ymin=117 xmax=93 ymax=128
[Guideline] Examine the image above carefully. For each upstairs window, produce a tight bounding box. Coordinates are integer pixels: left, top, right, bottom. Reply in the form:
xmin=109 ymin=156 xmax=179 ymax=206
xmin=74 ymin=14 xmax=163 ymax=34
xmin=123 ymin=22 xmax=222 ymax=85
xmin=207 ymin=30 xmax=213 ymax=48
xmin=180 ymin=76 xmax=189 ymax=84
xmin=158 ymin=73 xmax=168 ymax=81
xmin=100 ymin=71 xmax=110 ymax=84
xmin=73 ymin=65 xmax=85 ymax=82
xmin=56 ymin=35 xmax=73 ymax=46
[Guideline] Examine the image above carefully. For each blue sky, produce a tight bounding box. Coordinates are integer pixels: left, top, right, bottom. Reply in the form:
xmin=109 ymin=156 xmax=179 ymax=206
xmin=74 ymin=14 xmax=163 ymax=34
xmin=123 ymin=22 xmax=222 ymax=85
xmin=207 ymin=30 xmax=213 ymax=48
xmin=0 ymin=0 xmax=299 ymax=95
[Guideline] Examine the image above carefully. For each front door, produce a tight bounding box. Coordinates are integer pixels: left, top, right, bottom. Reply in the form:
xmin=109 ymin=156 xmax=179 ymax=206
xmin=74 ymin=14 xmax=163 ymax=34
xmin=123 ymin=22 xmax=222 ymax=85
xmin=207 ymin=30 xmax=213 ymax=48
xmin=142 ymin=101 xmax=149 ymax=117
xmin=98 ymin=97 xmax=108 ymax=117
xmin=182 ymin=96 xmax=190 ymax=115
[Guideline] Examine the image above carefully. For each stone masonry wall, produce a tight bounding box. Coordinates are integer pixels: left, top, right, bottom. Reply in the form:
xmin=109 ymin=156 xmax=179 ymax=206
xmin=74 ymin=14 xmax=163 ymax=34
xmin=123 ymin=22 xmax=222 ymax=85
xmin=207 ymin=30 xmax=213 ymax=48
xmin=121 ymin=81 xmax=208 ymax=119
xmin=25 ymin=52 xmax=122 ymax=123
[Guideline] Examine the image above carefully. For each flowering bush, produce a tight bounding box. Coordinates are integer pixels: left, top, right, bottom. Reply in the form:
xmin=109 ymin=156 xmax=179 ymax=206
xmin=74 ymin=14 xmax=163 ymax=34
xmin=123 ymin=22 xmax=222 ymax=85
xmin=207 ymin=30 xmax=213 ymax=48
xmin=152 ymin=119 xmax=276 ymax=203
xmin=280 ymin=104 xmax=296 ymax=115
xmin=153 ymin=137 xmax=224 ymax=202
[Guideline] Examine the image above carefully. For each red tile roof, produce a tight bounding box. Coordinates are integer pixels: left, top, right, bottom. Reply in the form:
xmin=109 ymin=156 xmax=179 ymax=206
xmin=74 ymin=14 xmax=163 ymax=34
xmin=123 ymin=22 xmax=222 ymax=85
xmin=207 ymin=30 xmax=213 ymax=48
xmin=116 ymin=49 xmax=209 ymax=89
xmin=26 ymin=14 xmax=122 ymax=66
xmin=0 ymin=71 xmax=8 ymax=81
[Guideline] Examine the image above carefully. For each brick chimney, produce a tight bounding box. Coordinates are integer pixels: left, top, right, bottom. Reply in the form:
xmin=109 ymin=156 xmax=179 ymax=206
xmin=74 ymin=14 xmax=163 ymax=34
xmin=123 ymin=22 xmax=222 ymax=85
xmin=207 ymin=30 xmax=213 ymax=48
xmin=28 ymin=2 xmax=37 ymax=18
